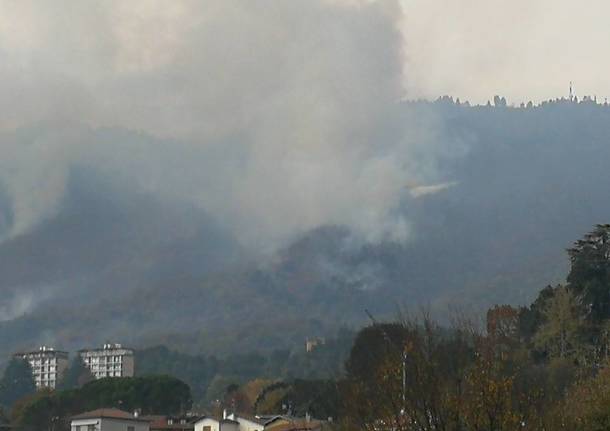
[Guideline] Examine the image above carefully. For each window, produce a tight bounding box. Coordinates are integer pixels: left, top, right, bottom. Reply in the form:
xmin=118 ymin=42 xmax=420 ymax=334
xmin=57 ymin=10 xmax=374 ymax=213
xmin=203 ymin=426 xmax=212 ymax=431
xmin=127 ymin=427 xmax=135 ymax=431
xmin=88 ymin=425 xmax=95 ymax=431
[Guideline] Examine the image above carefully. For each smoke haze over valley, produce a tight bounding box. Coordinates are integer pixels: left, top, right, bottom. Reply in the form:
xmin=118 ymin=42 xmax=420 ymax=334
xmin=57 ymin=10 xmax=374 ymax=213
xmin=2 ymin=0 xmax=610 ymax=359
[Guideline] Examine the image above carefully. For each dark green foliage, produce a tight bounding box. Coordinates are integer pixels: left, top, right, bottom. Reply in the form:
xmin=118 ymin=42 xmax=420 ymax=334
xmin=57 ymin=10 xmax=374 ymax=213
xmin=345 ymin=323 xmax=408 ymax=382
xmin=280 ymin=379 xmax=340 ymax=419
xmin=282 ymin=329 xmax=355 ymax=380
xmin=518 ymin=286 xmax=556 ymax=341
xmin=522 ymin=226 xmax=610 ymax=362
xmin=0 ymin=406 xmax=8 ymax=424
xmin=221 ymin=353 xmax=267 ymax=379
xmin=11 ymin=389 xmax=62 ymax=431
xmin=567 ymin=224 xmax=610 ymax=321
xmin=204 ymin=374 xmax=243 ymax=404
xmin=76 ymin=375 xmax=192 ymax=414
xmin=56 ymin=356 xmax=93 ymax=390
xmin=136 ymin=346 xmax=218 ymax=402
xmin=135 ymin=329 xmax=354 ymax=406
xmin=253 ymin=379 xmax=340 ymax=419
xmin=11 ymin=375 xmax=192 ymax=431
xmin=254 ymin=381 xmax=289 ymax=412
xmin=0 ymin=358 xmax=35 ymax=408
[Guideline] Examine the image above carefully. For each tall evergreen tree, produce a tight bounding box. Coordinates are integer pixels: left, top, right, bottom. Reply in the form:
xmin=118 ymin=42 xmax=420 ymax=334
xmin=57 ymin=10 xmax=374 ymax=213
xmin=56 ymin=357 xmax=93 ymax=390
xmin=0 ymin=358 xmax=36 ymax=408
xmin=567 ymin=224 xmax=610 ymax=321
xmin=0 ymin=405 xmax=8 ymax=424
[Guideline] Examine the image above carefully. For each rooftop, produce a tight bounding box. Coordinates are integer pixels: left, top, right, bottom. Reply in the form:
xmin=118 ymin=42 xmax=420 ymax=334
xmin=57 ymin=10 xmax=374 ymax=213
xmin=195 ymin=416 xmax=239 ymax=425
xmin=266 ymin=421 xmax=322 ymax=431
xmin=228 ymin=414 xmax=268 ymax=426
xmin=14 ymin=347 xmax=68 ymax=356
xmin=79 ymin=345 xmax=134 ymax=353
xmin=143 ymin=415 xmax=199 ymax=430
xmin=71 ymin=408 xmax=149 ymax=422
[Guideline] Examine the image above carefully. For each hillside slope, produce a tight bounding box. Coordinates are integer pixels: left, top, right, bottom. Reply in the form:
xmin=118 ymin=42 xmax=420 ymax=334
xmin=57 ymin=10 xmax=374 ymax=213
xmin=2 ymin=100 xmax=610 ymax=358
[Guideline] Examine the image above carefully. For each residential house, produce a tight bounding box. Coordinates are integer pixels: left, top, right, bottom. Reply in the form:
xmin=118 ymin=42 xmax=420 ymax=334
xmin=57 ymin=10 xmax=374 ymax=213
xmin=262 ymin=415 xmax=323 ymax=431
xmin=70 ymin=408 xmax=150 ymax=431
xmin=144 ymin=415 xmax=198 ymax=431
xmin=226 ymin=414 xmax=265 ymax=431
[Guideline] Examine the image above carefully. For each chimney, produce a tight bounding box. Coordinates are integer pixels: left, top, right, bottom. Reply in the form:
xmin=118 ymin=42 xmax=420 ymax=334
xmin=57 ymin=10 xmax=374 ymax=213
xmin=223 ymin=409 xmax=227 ymax=420
xmin=133 ymin=410 xmax=140 ymax=418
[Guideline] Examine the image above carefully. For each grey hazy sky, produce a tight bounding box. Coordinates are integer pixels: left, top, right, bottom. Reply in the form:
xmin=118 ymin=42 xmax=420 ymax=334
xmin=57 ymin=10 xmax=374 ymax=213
xmin=400 ymin=0 xmax=610 ymax=104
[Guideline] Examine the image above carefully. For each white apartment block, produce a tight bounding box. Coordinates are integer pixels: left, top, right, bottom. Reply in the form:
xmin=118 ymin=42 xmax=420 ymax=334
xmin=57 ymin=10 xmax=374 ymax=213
xmin=79 ymin=343 xmax=134 ymax=379
xmin=16 ymin=346 xmax=69 ymax=389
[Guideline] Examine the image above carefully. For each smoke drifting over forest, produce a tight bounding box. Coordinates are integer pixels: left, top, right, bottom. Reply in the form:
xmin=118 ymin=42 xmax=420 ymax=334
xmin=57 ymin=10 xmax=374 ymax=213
xmin=0 ymin=0 xmax=460 ymax=250
xmin=5 ymin=0 xmax=610 ymax=357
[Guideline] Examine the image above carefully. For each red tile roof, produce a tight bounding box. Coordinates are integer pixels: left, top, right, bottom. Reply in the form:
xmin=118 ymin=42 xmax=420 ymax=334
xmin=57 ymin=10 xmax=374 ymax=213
xmin=266 ymin=420 xmax=322 ymax=431
xmin=71 ymin=408 xmax=149 ymax=422
xmin=142 ymin=415 xmax=196 ymax=430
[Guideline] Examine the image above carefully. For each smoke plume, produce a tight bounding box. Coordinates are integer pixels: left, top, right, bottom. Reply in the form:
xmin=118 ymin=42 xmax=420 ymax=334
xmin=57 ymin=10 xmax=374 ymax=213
xmin=0 ymin=0 xmax=453 ymax=250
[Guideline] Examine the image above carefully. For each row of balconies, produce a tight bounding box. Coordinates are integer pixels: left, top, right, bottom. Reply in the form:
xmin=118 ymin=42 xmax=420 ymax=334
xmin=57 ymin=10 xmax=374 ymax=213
xmin=34 ymin=366 xmax=57 ymax=372
xmin=94 ymin=372 xmax=123 ymax=378
xmin=31 ymin=359 xmax=58 ymax=365
xmin=84 ymin=356 xmax=124 ymax=362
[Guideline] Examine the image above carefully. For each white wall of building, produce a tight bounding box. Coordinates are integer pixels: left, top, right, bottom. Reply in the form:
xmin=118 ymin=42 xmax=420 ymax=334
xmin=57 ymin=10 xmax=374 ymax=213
xmin=194 ymin=418 xmax=220 ymax=431
xmin=80 ymin=344 xmax=135 ymax=379
xmin=71 ymin=417 xmax=149 ymax=431
xmin=18 ymin=347 xmax=68 ymax=389
xmin=234 ymin=417 xmax=264 ymax=431
xmin=220 ymin=421 xmax=239 ymax=431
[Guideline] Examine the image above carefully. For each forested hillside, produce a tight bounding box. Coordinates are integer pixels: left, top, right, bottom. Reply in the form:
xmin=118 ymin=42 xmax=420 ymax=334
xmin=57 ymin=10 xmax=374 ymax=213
xmin=1 ymin=98 xmax=610 ymax=359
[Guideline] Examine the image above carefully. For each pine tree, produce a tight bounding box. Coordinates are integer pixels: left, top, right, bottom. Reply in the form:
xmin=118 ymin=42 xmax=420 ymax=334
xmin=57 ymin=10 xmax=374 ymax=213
xmin=56 ymin=357 xmax=93 ymax=390
xmin=0 ymin=358 xmax=36 ymax=408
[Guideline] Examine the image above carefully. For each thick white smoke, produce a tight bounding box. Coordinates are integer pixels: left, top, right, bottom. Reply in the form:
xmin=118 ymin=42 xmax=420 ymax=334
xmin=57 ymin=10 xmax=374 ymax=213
xmin=0 ymin=0 xmax=452 ymax=249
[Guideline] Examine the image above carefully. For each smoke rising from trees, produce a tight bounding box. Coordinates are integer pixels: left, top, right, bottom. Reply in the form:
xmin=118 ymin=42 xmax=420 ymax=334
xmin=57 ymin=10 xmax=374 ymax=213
xmin=0 ymin=0 xmax=457 ymax=249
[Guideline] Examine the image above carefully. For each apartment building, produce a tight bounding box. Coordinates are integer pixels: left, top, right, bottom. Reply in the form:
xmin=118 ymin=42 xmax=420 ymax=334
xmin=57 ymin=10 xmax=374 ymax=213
xmin=15 ymin=346 xmax=69 ymax=389
xmin=79 ymin=343 xmax=134 ymax=379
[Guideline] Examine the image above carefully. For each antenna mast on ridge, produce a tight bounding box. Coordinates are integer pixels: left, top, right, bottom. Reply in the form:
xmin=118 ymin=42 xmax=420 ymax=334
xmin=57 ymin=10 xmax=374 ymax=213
xmin=569 ymin=81 xmax=573 ymax=101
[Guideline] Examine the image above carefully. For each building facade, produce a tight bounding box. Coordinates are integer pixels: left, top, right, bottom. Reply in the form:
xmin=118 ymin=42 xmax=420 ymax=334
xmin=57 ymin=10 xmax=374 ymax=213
xmin=226 ymin=414 xmax=265 ymax=431
xmin=71 ymin=408 xmax=150 ymax=431
xmin=305 ymin=337 xmax=325 ymax=353
xmin=194 ymin=417 xmax=239 ymax=431
xmin=144 ymin=415 xmax=198 ymax=431
xmin=79 ymin=343 xmax=135 ymax=379
xmin=15 ymin=346 xmax=69 ymax=389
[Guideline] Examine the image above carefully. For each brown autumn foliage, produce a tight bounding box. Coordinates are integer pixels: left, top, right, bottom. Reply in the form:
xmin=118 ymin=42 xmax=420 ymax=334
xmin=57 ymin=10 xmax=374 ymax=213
xmin=341 ymin=310 xmax=565 ymax=431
